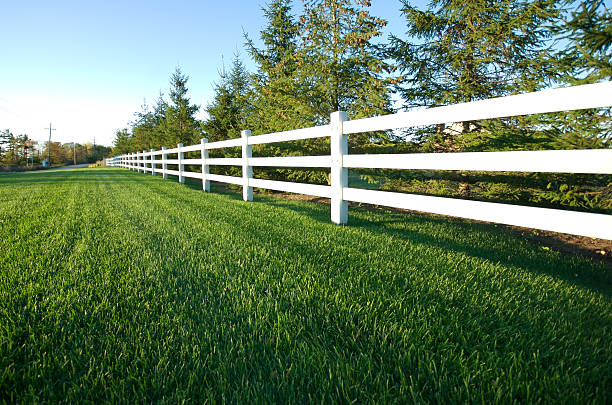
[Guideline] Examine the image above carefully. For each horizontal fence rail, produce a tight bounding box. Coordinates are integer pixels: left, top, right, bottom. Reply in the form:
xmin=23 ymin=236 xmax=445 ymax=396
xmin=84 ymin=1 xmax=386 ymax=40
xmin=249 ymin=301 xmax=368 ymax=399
xmin=107 ymin=81 xmax=612 ymax=240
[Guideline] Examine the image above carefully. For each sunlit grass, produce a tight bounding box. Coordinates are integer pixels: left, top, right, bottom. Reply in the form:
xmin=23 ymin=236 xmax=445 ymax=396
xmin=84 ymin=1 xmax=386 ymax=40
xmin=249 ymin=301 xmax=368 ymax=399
xmin=0 ymin=168 xmax=610 ymax=403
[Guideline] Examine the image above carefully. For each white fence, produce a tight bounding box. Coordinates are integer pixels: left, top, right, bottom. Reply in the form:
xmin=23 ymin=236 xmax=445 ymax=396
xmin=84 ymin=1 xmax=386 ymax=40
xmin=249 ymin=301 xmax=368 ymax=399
xmin=107 ymin=82 xmax=612 ymax=240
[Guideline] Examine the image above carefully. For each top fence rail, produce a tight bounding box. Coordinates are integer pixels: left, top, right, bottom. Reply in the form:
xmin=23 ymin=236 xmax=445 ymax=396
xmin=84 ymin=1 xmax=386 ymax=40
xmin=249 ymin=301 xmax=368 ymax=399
xmin=107 ymin=82 xmax=612 ymax=240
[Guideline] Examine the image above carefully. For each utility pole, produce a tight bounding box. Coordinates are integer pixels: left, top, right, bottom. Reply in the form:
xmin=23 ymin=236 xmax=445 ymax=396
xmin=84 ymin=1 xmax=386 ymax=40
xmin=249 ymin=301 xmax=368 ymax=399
xmin=44 ymin=123 xmax=56 ymax=167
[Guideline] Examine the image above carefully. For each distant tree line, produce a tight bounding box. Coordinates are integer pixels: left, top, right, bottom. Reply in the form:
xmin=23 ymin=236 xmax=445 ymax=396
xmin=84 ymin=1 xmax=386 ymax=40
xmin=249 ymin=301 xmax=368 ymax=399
xmin=112 ymin=0 xmax=611 ymax=212
xmin=0 ymin=129 xmax=111 ymax=167
xmin=0 ymin=130 xmax=33 ymax=165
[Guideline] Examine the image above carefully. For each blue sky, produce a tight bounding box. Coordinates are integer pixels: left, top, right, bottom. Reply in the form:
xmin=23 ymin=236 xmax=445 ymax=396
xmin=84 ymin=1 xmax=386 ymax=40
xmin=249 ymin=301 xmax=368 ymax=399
xmin=0 ymin=1 xmax=423 ymax=146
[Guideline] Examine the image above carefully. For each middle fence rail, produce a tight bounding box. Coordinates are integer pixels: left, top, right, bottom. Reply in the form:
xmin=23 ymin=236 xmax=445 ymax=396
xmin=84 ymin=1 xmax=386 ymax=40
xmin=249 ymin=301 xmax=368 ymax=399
xmin=107 ymin=81 xmax=612 ymax=240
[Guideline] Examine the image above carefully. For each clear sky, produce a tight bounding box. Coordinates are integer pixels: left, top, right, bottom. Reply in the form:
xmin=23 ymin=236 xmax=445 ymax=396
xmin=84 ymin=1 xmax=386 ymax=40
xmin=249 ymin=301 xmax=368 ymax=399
xmin=0 ymin=0 xmax=422 ymax=147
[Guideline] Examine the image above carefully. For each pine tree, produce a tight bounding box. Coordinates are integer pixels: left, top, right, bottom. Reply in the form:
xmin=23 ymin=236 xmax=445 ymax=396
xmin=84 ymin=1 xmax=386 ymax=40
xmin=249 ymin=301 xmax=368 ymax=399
xmin=245 ymin=0 xmax=313 ymax=133
xmin=130 ymin=100 xmax=156 ymax=151
xmin=545 ymin=0 xmax=612 ymax=149
xmin=0 ymin=129 xmax=11 ymax=162
xmin=390 ymin=0 xmax=564 ymax=151
xmin=202 ymin=55 xmax=252 ymax=142
xmin=152 ymin=92 xmax=168 ymax=147
xmin=557 ymin=0 xmax=611 ymax=83
xmin=112 ymin=129 xmax=132 ymax=155
xmin=164 ymin=67 xmax=201 ymax=146
xmin=297 ymin=0 xmax=392 ymax=127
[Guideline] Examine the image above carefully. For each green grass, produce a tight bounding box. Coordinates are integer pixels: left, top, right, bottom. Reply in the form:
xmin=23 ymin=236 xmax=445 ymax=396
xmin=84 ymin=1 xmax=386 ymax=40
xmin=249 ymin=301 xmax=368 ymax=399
xmin=0 ymin=168 xmax=610 ymax=403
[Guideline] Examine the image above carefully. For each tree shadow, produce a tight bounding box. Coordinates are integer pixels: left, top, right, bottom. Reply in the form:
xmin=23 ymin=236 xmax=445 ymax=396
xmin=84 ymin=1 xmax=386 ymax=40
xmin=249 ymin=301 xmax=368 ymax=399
xmin=258 ymin=196 xmax=612 ymax=297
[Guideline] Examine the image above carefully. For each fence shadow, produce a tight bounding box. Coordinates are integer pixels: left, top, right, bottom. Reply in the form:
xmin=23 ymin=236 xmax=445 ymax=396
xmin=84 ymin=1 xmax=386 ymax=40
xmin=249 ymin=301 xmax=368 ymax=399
xmin=258 ymin=195 xmax=612 ymax=298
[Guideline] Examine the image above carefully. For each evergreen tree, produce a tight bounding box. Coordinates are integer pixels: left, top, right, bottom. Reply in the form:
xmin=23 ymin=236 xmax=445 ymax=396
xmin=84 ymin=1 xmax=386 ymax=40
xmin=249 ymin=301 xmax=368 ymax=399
xmin=245 ymin=0 xmax=313 ymax=133
xmin=202 ymin=55 xmax=252 ymax=142
xmin=392 ymin=0 xmax=562 ymax=106
xmin=151 ymin=92 xmax=168 ymax=147
xmin=390 ymin=0 xmax=564 ymax=151
xmin=164 ymin=67 xmax=201 ymax=146
xmin=556 ymin=0 xmax=611 ymax=83
xmin=112 ymin=128 xmax=132 ymax=155
xmin=545 ymin=0 xmax=612 ymax=149
xmin=0 ymin=129 xmax=11 ymax=161
xmin=297 ymin=0 xmax=392 ymax=127
xmin=130 ymin=100 xmax=156 ymax=151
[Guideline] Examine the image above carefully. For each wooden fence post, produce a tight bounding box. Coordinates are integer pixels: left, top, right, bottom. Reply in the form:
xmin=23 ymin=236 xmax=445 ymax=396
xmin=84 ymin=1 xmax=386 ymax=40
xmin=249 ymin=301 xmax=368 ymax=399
xmin=178 ymin=143 xmax=185 ymax=184
xmin=142 ymin=150 xmax=147 ymax=173
xmin=162 ymin=147 xmax=168 ymax=179
xmin=241 ymin=130 xmax=253 ymax=201
xmin=330 ymin=111 xmax=349 ymax=224
xmin=151 ymin=149 xmax=155 ymax=175
xmin=201 ymin=138 xmax=210 ymax=192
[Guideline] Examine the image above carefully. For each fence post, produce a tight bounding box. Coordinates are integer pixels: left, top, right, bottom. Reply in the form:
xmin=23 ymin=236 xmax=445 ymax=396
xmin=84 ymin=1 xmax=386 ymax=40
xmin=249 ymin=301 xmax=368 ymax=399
xmin=150 ymin=149 xmax=155 ymax=175
xmin=241 ymin=130 xmax=253 ymax=201
xmin=330 ymin=111 xmax=349 ymax=224
xmin=201 ymin=138 xmax=210 ymax=192
xmin=178 ymin=143 xmax=185 ymax=184
xmin=138 ymin=151 xmax=142 ymax=173
xmin=162 ymin=147 xmax=168 ymax=179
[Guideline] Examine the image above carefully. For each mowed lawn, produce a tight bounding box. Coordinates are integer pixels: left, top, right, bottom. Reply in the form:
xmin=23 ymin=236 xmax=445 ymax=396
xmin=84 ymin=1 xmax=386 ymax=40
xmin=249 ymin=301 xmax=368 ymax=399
xmin=0 ymin=168 xmax=610 ymax=403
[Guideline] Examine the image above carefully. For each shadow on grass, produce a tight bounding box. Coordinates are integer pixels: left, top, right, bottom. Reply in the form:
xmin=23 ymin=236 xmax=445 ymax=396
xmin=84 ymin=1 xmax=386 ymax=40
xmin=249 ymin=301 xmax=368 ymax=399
xmin=119 ymin=182 xmax=612 ymax=400
xmin=125 ymin=171 xmax=612 ymax=297
xmin=10 ymin=168 xmax=609 ymax=296
xmin=7 ymin=168 xmax=609 ymax=402
xmin=127 ymin=169 xmax=612 ymax=296
xmin=258 ymin=196 xmax=612 ymax=298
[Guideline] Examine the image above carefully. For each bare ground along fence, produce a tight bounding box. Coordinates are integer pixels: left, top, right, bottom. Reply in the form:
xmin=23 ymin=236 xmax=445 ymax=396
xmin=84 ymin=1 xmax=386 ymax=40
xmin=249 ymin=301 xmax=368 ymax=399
xmin=107 ymin=82 xmax=612 ymax=240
